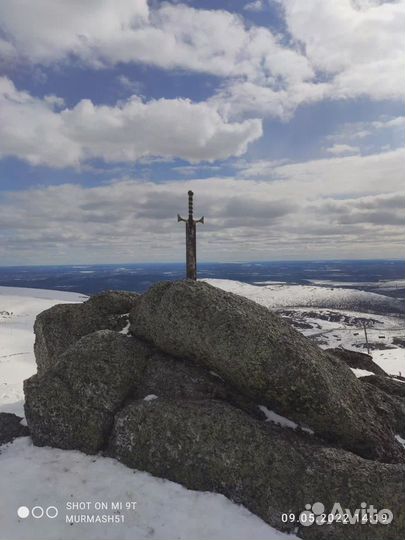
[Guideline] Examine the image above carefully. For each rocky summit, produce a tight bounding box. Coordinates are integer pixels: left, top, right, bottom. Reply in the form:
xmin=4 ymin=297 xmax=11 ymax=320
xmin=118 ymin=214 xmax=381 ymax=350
xmin=23 ymin=281 xmax=405 ymax=540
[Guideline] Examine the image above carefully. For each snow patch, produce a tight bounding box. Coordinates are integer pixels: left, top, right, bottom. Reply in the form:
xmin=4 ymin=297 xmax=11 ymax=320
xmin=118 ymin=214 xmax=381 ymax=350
xmin=350 ymin=368 xmax=375 ymax=378
xmin=119 ymin=315 xmax=130 ymax=335
xmin=395 ymin=434 xmax=405 ymax=449
xmin=143 ymin=394 xmax=158 ymax=401
xmin=259 ymin=406 xmax=314 ymax=435
xmin=372 ymin=349 xmax=405 ymax=377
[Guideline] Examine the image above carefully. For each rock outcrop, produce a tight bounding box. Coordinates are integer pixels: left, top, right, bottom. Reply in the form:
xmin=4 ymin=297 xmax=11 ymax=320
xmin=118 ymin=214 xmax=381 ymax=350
xmin=129 ymin=280 xmax=404 ymax=462
xmin=327 ymin=347 xmax=387 ymax=376
xmin=26 ymin=330 xmax=149 ymax=453
xmin=0 ymin=413 xmax=29 ymax=447
xmin=360 ymin=374 xmax=405 ymax=399
xmin=24 ymin=280 xmax=405 ymax=540
xmin=25 ymin=329 xmax=263 ymax=453
xmin=109 ymin=398 xmax=405 ymax=540
xmin=34 ymin=290 xmax=139 ymax=373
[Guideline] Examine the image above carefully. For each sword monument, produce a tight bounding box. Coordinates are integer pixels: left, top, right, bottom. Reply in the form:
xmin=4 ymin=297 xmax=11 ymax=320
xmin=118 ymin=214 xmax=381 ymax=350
xmin=177 ymin=190 xmax=204 ymax=280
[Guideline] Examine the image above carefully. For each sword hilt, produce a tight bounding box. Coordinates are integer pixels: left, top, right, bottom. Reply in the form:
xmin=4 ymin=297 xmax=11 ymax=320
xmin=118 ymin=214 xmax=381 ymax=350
xmin=178 ymin=191 xmax=204 ymax=225
xmin=188 ymin=190 xmax=193 ymax=222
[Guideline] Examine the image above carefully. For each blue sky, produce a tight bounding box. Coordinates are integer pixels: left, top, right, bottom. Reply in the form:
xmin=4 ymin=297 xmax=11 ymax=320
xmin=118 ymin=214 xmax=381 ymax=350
xmin=0 ymin=0 xmax=403 ymax=264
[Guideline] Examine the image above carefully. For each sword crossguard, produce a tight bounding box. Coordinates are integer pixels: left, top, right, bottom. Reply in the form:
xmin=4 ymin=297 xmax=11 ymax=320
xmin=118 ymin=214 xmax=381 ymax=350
xmin=177 ymin=214 xmax=204 ymax=225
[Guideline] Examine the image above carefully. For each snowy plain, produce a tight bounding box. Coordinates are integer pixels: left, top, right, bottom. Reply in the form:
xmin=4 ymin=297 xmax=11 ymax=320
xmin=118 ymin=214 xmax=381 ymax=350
xmin=0 ymin=285 xmax=298 ymax=540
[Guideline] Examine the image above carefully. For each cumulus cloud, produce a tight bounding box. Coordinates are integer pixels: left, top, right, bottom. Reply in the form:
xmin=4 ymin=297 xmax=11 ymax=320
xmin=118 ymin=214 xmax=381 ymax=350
xmin=213 ymin=0 xmax=405 ymax=118
xmin=0 ymin=1 xmax=402 ymax=121
xmin=281 ymin=0 xmax=405 ymax=101
xmin=0 ymin=149 xmax=403 ymax=263
xmin=315 ymin=192 xmax=405 ymax=226
xmin=0 ymin=1 xmax=311 ymax=81
xmin=0 ymin=0 xmax=149 ymax=64
xmin=0 ymin=77 xmax=262 ymax=167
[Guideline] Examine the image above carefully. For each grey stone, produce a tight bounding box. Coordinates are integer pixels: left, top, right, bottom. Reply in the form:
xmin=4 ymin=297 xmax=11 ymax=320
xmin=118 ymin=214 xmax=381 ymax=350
xmin=327 ymin=348 xmax=387 ymax=376
xmin=25 ymin=330 xmax=148 ymax=453
xmin=139 ymin=351 xmax=264 ymax=419
xmin=109 ymin=398 xmax=405 ymax=540
xmin=129 ymin=280 xmax=404 ymax=463
xmin=34 ymin=290 xmax=139 ymax=374
xmin=0 ymin=412 xmax=29 ymax=446
xmin=24 ymin=373 xmax=111 ymax=454
xmin=360 ymin=379 xmax=405 ymax=438
xmin=85 ymin=290 xmax=140 ymax=314
xmin=360 ymin=374 xmax=405 ymax=399
xmin=25 ymin=328 xmax=262 ymax=452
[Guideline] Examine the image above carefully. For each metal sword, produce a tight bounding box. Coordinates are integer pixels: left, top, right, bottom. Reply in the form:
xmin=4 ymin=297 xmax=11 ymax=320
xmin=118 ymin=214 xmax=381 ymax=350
xmin=177 ymin=190 xmax=204 ymax=280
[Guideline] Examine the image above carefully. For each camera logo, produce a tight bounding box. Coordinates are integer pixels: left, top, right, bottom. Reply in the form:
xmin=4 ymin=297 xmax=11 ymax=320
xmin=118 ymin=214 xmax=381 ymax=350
xmin=17 ymin=506 xmax=59 ymax=519
xmin=299 ymin=502 xmax=325 ymax=526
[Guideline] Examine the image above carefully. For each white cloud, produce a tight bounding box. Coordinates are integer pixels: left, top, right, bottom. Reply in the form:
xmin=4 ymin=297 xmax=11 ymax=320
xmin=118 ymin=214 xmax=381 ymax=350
xmin=0 ymin=149 xmax=403 ymax=263
xmin=0 ymin=0 xmax=149 ymax=64
xmin=323 ymin=115 xmax=404 ymax=155
xmin=326 ymin=144 xmax=360 ymax=155
xmin=269 ymin=148 xmax=404 ymax=197
xmin=210 ymin=80 xmax=332 ymax=120
xmin=244 ymin=1 xmax=266 ymax=12
xmin=0 ymin=2 xmax=311 ymax=81
xmin=0 ymin=1 xmax=402 ymax=121
xmin=0 ymin=77 xmax=262 ymax=167
xmin=281 ymin=0 xmax=405 ymax=101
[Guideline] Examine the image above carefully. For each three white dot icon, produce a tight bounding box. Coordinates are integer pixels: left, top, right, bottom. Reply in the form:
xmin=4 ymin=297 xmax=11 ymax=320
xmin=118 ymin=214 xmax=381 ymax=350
xmin=17 ymin=506 xmax=58 ymax=519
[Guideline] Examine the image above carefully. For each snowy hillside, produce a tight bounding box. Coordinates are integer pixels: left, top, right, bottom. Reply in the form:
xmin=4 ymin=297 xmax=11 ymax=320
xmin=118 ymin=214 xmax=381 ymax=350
xmin=204 ymin=279 xmax=405 ymax=377
xmin=0 ymin=286 xmax=296 ymax=540
xmin=0 ymin=287 xmax=86 ymax=416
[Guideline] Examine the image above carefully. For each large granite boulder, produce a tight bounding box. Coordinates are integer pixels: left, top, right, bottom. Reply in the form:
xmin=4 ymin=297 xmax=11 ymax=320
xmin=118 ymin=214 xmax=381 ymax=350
xmin=0 ymin=413 xmax=29 ymax=447
xmin=327 ymin=348 xmax=387 ymax=376
xmin=25 ymin=330 xmax=148 ymax=453
xmin=34 ymin=290 xmax=139 ymax=374
xmin=109 ymin=398 xmax=405 ymax=540
xmin=360 ymin=374 xmax=405 ymax=399
xmin=25 ymin=328 xmax=262 ymax=452
xmin=129 ymin=280 xmax=404 ymax=463
xmin=363 ymin=381 xmax=405 ymax=438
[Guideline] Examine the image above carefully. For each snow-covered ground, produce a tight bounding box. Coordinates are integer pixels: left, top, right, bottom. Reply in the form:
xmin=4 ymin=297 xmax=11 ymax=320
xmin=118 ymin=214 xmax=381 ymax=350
xmin=0 ymin=286 xmax=297 ymax=540
xmin=0 ymin=287 xmax=86 ymax=416
xmin=204 ymin=279 xmax=403 ymax=314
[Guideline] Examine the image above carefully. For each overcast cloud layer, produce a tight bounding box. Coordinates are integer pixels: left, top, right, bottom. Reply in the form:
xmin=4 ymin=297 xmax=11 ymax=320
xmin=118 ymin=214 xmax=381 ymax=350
xmin=0 ymin=0 xmax=403 ymax=263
